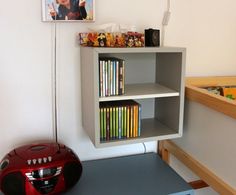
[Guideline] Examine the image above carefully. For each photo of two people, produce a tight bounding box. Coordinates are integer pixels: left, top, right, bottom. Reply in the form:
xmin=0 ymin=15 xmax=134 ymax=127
xmin=42 ymin=0 xmax=94 ymax=21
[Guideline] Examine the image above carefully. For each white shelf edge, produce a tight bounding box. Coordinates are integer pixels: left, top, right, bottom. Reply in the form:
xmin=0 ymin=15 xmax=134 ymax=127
xmin=99 ymin=93 xmax=179 ymax=101
xmin=99 ymin=83 xmax=179 ymax=102
xmin=94 ymin=47 xmax=186 ymax=53
xmin=97 ymin=133 xmax=181 ymax=148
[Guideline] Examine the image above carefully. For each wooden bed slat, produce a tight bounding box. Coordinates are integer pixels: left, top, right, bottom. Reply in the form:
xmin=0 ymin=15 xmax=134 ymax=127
xmin=159 ymin=140 xmax=236 ymax=195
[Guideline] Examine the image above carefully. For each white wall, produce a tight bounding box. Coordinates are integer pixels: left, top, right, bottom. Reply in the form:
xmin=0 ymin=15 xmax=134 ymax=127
xmin=166 ymin=0 xmax=236 ymax=76
xmin=0 ymin=0 xmax=54 ymax=155
xmin=0 ymin=1 xmax=236 ymax=193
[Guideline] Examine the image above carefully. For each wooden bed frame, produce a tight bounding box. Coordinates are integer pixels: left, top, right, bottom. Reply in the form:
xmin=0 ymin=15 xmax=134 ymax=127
xmin=158 ymin=77 xmax=236 ymax=195
xmin=185 ymin=76 xmax=236 ymax=120
xmin=158 ymin=140 xmax=236 ymax=195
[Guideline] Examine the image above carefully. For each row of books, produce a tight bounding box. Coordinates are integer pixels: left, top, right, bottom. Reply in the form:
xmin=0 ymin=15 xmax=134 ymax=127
xmin=99 ymin=100 xmax=141 ymax=141
xmin=99 ymin=57 xmax=125 ymax=97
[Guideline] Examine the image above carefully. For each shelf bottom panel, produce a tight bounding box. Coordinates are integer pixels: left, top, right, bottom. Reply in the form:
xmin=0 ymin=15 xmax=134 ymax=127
xmin=97 ymin=118 xmax=180 ymax=147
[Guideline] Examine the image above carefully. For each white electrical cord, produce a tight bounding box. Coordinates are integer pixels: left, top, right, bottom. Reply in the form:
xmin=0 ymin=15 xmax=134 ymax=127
xmin=161 ymin=0 xmax=171 ymax=46
xmin=167 ymin=0 xmax=170 ymax=11
xmin=142 ymin=143 xmax=147 ymax=154
xmin=52 ymin=22 xmax=58 ymax=143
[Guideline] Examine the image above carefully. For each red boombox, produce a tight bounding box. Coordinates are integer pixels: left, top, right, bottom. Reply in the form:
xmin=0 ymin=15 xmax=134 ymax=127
xmin=0 ymin=142 xmax=82 ymax=195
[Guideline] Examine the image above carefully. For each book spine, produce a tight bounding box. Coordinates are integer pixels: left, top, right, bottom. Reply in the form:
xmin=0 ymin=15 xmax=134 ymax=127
xmin=123 ymin=106 xmax=127 ymax=138
xmin=130 ymin=105 xmax=133 ymax=138
xmin=102 ymin=61 xmax=104 ymax=97
xmin=112 ymin=107 xmax=116 ymax=139
xmin=100 ymin=108 xmax=103 ymax=141
xmin=106 ymin=107 xmax=110 ymax=140
xmin=107 ymin=60 xmax=110 ymax=96
xmin=110 ymin=60 xmax=113 ymax=96
xmin=121 ymin=106 xmax=123 ymax=138
xmin=109 ymin=107 xmax=113 ymax=139
xmin=119 ymin=60 xmax=123 ymax=95
xmin=135 ymin=105 xmax=139 ymax=137
xmin=115 ymin=107 xmax=119 ymax=138
xmin=105 ymin=61 xmax=108 ymax=96
xmin=118 ymin=107 xmax=122 ymax=139
xmin=116 ymin=60 xmax=119 ymax=95
xmin=133 ymin=105 xmax=136 ymax=137
xmin=99 ymin=60 xmax=102 ymax=97
xmin=138 ymin=104 xmax=141 ymax=137
xmin=122 ymin=60 xmax=125 ymax=94
xmin=126 ymin=106 xmax=130 ymax=138
xmin=103 ymin=107 xmax=106 ymax=140
xmin=113 ymin=61 xmax=116 ymax=96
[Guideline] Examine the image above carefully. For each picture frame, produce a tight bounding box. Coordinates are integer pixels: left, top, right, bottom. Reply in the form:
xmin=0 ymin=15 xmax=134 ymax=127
xmin=42 ymin=0 xmax=95 ymax=22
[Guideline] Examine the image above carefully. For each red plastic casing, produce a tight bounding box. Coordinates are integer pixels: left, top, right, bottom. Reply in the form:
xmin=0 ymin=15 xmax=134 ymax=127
xmin=0 ymin=142 xmax=82 ymax=195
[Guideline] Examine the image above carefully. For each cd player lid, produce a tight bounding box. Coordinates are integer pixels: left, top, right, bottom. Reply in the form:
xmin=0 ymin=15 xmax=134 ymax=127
xmin=14 ymin=143 xmax=59 ymax=160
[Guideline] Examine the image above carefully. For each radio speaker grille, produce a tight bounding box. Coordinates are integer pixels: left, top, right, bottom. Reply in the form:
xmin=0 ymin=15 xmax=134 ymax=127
xmin=63 ymin=161 xmax=82 ymax=189
xmin=2 ymin=172 xmax=25 ymax=195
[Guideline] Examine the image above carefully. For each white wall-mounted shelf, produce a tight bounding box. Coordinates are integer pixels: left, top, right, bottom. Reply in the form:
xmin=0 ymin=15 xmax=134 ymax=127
xmin=80 ymin=47 xmax=186 ymax=148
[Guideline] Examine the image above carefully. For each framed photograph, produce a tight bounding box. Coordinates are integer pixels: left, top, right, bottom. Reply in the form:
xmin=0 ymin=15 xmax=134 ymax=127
xmin=42 ymin=0 xmax=95 ymax=22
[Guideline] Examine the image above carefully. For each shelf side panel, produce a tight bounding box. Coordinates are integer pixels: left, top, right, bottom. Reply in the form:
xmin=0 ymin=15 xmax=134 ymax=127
xmin=81 ymin=47 xmax=99 ymax=146
xmin=155 ymin=52 xmax=186 ymax=135
xmin=155 ymin=97 xmax=181 ymax=133
xmin=156 ymin=52 xmax=184 ymax=91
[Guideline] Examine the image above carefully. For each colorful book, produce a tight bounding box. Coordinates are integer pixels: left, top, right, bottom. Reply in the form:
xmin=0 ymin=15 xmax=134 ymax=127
xmin=99 ymin=57 xmax=125 ymax=97
xmin=130 ymin=105 xmax=133 ymax=138
xmin=99 ymin=100 xmax=141 ymax=141
xmin=100 ymin=108 xmax=103 ymax=141
xmin=138 ymin=105 xmax=141 ymax=137
xmin=103 ymin=107 xmax=106 ymax=140
xmin=118 ymin=107 xmax=122 ymax=139
xmin=115 ymin=107 xmax=119 ymax=138
xmin=133 ymin=105 xmax=137 ymax=137
xmin=119 ymin=59 xmax=123 ymax=95
xmin=113 ymin=61 xmax=116 ymax=96
xmin=112 ymin=107 xmax=116 ymax=139
xmin=109 ymin=107 xmax=113 ymax=139
xmin=99 ymin=60 xmax=103 ymax=97
xmin=123 ymin=106 xmax=127 ymax=138
xmin=116 ymin=60 xmax=119 ymax=95
xmin=106 ymin=107 xmax=110 ymax=140
xmin=126 ymin=106 xmax=130 ymax=138
xmin=104 ymin=61 xmax=108 ymax=96
xmin=102 ymin=60 xmax=106 ymax=97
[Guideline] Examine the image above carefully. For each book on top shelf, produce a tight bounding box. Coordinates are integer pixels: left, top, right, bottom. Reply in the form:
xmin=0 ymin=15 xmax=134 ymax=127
xmin=99 ymin=57 xmax=125 ymax=97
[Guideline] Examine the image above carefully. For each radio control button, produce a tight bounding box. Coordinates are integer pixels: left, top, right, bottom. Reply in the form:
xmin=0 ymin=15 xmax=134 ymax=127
xmin=43 ymin=157 xmax=47 ymax=163
xmin=32 ymin=159 xmax=37 ymax=164
xmin=38 ymin=158 xmax=42 ymax=164
xmin=27 ymin=159 xmax=32 ymax=165
xmin=48 ymin=156 xmax=52 ymax=162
